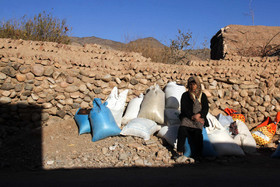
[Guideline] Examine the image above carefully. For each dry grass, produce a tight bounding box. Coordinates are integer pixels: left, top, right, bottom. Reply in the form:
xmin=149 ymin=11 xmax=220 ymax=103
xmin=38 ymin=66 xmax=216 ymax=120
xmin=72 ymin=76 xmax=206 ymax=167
xmin=0 ymin=11 xmax=71 ymax=44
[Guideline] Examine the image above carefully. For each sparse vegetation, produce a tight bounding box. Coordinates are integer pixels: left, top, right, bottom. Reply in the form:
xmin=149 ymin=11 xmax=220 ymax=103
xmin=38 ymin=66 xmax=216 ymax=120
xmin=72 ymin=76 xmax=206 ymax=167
xmin=0 ymin=11 xmax=71 ymax=44
xmin=0 ymin=13 xmax=210 ymax=62
xmin=121 ymin=30 xmax=209 ymax=64
xmin=261 ymin=32 xmax=280 ymax=57
xmin=168 ymin=29 xmax=192 ymax=63
xmin=236 ymin=31 xmax=280 ymax=58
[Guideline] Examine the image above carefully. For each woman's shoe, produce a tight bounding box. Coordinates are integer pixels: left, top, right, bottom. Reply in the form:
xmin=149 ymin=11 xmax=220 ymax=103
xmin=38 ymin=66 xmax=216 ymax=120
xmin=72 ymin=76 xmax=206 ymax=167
xmin=172 ymin=152 xmax=183 ymax=160
xmin=175 ymin=155 xmax=188 ymax=163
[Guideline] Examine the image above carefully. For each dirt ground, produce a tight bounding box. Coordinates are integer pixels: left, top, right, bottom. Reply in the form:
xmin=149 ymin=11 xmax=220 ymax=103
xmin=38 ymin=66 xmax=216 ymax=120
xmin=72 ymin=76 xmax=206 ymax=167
xmin=1 ymin=115 xmax=280 ymax=186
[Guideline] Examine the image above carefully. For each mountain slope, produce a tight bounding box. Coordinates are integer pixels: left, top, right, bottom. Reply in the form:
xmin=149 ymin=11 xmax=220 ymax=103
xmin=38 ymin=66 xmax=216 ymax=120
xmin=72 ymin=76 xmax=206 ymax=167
xmin=70 ymin=36 xmax=210 ymax=61
xmin=70 ymin=36 xmax=125 ymax=49
xmin=70 ymin=36 xmax=166 ymax=49
xmin=126 ymin=37 xmax=166 ymax=48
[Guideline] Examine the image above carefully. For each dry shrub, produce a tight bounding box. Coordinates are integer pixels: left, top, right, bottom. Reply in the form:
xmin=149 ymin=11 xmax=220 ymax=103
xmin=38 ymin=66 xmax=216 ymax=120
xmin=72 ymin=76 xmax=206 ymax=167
xmin=261 ymin=32 xmax=280 ymax=57
xmin=122 ymin=30 xmax=196 ymax=64
xmin=0 ymin=11 xmax=71 ymax=44
xmin=236 ymin=31 xmax=280 ymax=58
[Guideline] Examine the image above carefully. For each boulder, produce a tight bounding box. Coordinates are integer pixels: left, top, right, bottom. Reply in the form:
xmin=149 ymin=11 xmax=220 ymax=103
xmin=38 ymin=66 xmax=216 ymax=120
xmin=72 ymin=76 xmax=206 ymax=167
xmin=31 ymin=64 xmax=45 ymax=76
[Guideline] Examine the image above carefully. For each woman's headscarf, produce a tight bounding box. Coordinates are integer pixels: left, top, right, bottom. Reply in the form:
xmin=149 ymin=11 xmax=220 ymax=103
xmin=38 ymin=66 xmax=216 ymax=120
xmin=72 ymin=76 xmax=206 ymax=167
xmin=187 ymin=76 xmax=202 ymax=102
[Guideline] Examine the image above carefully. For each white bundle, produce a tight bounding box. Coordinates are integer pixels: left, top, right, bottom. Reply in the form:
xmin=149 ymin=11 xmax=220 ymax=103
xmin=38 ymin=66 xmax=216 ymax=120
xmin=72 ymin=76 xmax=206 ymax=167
xmin=138 ymin=84 xmax=165 ymax=124
xmin=120 ymin=118 xmax=161 ymax=140
xmin=164 ymin=81 xmax=186 ymax=109
xmin=106 ymin=87 xmax=129 ymax=127
xmin=157 ymin=125 xmax=180 ymax=148
xmin=233 ymin=120 xmax=257 ymax=154
xmin=206 ymin=113 xmax=245 ymax=156
xmin=164 ymin=108 xmax=181 ymax=126
xmin=122 ymin=93 xmax=144 ymax=125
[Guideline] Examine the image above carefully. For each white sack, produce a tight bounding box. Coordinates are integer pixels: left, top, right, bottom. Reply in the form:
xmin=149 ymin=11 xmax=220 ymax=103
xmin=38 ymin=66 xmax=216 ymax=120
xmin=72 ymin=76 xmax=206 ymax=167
xmin=206 ymin=113 xmax=245 ymax=156
xmin=164 ymin=82 xmax=186 ymax=109
xmin=216 ymin=113 xmax=234 ymax=127
xmin=157 ymin=125 xmax=180 ymax=148
xmin=120 ymin=118 xmax=161 ymax=140
xmin=106 ymin=87 xmax=129 ymax=127
xmin=138 ymin=84 xmax=165 ymax=124
xmin=233 ymin=120 xmax=257 ymax=154
xmin=122 ymin=93 xmax=144 ymax=125
xmin=164 ymin=108 xmax=181 ymax=126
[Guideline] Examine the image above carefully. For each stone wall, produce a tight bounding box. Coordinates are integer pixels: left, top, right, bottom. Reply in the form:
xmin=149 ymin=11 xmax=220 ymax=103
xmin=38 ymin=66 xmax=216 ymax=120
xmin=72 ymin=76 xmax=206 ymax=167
xmin=1 ymin=38 xmax=280 ymax=130
xmin=211 ymin=25 xmax=280 ymax=60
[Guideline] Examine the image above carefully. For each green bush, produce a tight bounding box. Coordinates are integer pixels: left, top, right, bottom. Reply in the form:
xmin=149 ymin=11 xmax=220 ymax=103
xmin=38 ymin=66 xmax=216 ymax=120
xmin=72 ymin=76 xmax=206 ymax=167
xmin=0 ymin=11 xmax=71 ymax=44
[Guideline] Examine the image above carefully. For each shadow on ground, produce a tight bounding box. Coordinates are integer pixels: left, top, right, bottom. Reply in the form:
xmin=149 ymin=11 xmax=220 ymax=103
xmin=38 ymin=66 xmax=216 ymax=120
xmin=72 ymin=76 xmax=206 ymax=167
xmin=1 ymin=103 xmax=280 ymax=186
xmin=0 ymin=103 xmax=42 ymax=170
xmin=1 ymin=156 xmax=280 ymax=186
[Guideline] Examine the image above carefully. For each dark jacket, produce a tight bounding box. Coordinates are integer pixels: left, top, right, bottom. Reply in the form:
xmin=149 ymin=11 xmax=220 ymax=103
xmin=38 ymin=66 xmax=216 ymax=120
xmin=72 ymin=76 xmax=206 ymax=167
xmin=179 ymin=91 xmax=209 ymax=127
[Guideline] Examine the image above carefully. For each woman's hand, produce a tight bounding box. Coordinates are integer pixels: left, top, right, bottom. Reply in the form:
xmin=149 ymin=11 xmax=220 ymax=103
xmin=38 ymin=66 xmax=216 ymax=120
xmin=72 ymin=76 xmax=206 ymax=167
xmin=192 ymin=113 xmax=201 ymax=121
xmin=192 ymin=113 xmax=205 ymax=124
xmin=197 ymin=117 xmax=205 ymax=124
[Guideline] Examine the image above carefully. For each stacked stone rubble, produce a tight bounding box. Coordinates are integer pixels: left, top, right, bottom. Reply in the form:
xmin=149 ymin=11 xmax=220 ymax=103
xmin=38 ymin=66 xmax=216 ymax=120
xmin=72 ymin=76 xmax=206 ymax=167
xmin=1 ymin=38 xmax=280 ymax=129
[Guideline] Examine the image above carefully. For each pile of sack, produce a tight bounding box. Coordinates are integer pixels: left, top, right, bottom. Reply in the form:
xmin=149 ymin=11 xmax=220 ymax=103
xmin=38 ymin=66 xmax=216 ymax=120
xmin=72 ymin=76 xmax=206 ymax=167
xmin=74 ymin=97 xmax=122 ymax=142
xmin=250 ymin=112 xmax=280 ymax=158
xmin=73 ymin=81 xmax=280 ymax=158
xmin=74 ymin=84 xmax=164 ymax=142
xmin=223 ymin=108 xmax=280 ymax=157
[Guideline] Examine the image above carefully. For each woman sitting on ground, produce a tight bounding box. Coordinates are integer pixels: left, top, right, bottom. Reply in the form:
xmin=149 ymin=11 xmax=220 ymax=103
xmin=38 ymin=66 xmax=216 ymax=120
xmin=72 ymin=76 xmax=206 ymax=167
xmin=177 ymin=76 xmax=209 ymax=161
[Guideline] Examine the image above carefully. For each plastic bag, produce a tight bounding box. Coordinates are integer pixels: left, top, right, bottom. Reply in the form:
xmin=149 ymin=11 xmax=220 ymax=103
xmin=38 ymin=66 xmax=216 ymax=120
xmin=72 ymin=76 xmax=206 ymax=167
xmin=251 ymin=113 xmax=279 ymax=145
xmin=138 ymin=84 xmax=165 ymax=124
xmin=206 ymin=113 xmax=245 ymax=156
xmin=164 ymin=108 xmax=181 ymax=126
xmin=224 ymin=108 xmax=245 ymax=123
xmin=164 ymin=81 xmax=186 ymax=109
xmin=202 ymin=127 xmax=218 ymax=157
xmin=233 ymin=120 xmax=256 ymax=154
xmin=157 ymin=125 xmax=180 ymax=148
xmin=89 ymin=98 xmax=121 ymax=142
xmin=216 ymin=113 xmax=234 ymax=127
xmin=120 ymin=118 xmax=161 ymax=140
xmin=74 ymin=108 xmax=91 ymax=135
xmin=157 ymin=125 xmax=217 ymax=157
xmin=122 ymin=93 xmax=144 ymax=125
xmin=106 ymin=87 xmax=129 ymax=127
xmin=157 ymin=124 xmax=191 ymax=157
xmin=184 ymin=128 xmax=217 ymax=158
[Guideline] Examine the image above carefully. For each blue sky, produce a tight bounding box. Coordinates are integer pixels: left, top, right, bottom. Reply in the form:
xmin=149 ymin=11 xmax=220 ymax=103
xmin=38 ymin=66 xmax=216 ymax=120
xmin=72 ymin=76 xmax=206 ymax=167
xmin=1 ymin=0 xmax=279 ymax=48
